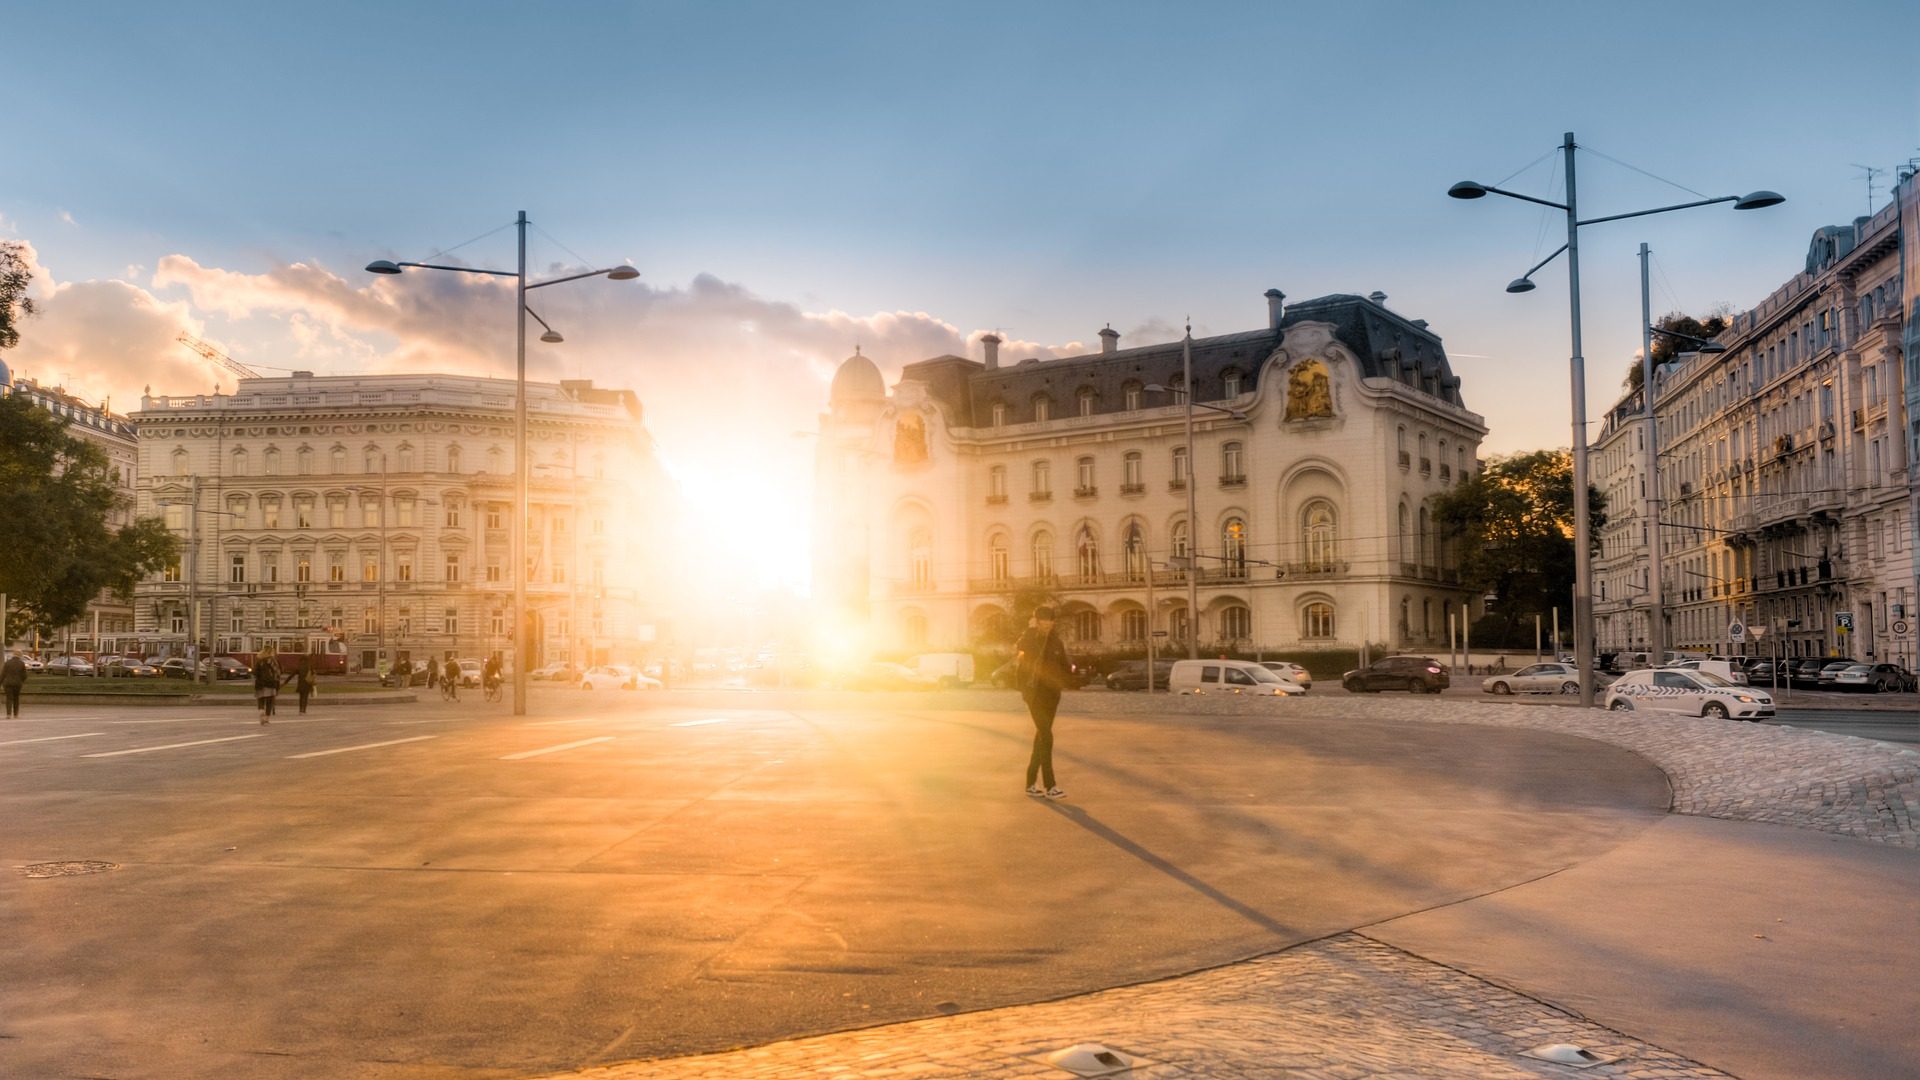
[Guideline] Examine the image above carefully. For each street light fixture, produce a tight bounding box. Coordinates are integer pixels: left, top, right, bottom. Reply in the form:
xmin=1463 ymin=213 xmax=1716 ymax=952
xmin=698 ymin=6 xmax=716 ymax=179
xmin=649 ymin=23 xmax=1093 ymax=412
xmin=367 ymin=213 xmax=638 ymax=715
xmin=1449 ymin=132 xmax=1782 ymax=707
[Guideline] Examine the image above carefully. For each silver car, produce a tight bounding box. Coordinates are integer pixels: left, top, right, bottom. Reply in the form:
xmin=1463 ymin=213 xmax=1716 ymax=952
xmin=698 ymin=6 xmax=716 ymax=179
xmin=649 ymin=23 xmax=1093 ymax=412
xmin=1482 ymin=663 xmax=1584 ymax=695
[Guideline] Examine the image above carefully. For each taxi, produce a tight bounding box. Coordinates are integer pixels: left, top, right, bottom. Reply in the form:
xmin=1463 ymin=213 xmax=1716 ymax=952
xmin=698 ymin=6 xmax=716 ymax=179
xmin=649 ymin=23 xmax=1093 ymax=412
xmin=1603 ymin=668 xmax=1774 ymax=720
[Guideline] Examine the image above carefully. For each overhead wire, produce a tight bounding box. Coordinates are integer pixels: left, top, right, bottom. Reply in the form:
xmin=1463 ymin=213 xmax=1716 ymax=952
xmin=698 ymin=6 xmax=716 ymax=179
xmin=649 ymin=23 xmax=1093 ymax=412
xmin=1579 ymin=144 xmax=1710 ymax=200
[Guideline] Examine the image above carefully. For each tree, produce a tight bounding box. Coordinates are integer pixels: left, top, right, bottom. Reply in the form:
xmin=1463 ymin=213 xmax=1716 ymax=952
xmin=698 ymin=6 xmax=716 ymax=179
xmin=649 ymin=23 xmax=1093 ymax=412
xmin=1430 ymin=450 xmax=1606 ymax=647
xmin=0 ymin=393 xmax=178 ymax=638
xmin=1623 ymin=307 xmax=1732 ymax=391
xmin=0 ymin=240 xmax=35 ymax=351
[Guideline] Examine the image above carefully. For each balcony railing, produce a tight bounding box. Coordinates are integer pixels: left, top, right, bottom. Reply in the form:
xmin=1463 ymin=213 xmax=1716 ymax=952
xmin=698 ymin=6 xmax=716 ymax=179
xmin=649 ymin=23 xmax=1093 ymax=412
xmin=1168 ymin=478 xmax=1187 ymax=491
xmin=1119 ymin=482 xmax=1145 ymax=496
xmin=1218 ymin=474 xmax=1246 ymax=488
xmin=1279 ymin=561 xmax=1350 ymax=579
xmin=1028 ymin=491 xmax=1052 ymax=503
xmin=1073 ymin=486 xmax=1098 ymax=499
xmin=1419 ymin=457 xmax=1432 ymax=477
xmin=1398 ymin=451 xmax=1411 ymax=469
xmin=985 ymin=494 xmax=1008 ymax=505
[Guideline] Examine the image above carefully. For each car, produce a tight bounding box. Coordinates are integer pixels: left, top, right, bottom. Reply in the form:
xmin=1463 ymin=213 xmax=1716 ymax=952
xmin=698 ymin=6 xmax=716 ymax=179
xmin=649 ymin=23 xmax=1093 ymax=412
xmin=1786 ymin=658 xmax=1834 ymax=689
xmin=1258 ymin=661 xmax=1312 ymax=690
xmin=198 ymin=657 xmax=252 ymax=680
xmin=456 ymin=658 xmax=485 ymax=688
xmin=1831 ymin=662 xmax=1914 ymax=693
xmin=1814 ymin=660 xmax=1861 ymax=688
xmin=19 ymin=655 xmax=45 ymax=672
xmin=380 ymin=659 xmax=431 ymax=687
xmin=1342 ymin=655 xmax=1449 ymax=694
xmin=157 ymin=657 xmax=196 ymax=679
xmin=1169 ymin=659 xmax=1301 ymax=695
xmin=102 ymin=656 xmax=161 ymax=678
xmin=580 ymin=664 xmax=657 ymax=691
xmin=1603 ymin=668 xmax=1774 ymax=719
xmin=528 ymin=662 xmax=576 ymax=681
xmin=1482 ymin=662 xmax=1586 ymax=696
xmin=1742 ymin=660 xmax=1782 ymax=685
xmin=1104 ymin=659 xmax=1176 ymax=691
xmin=44 ymin=656 xmax=96 ymax=677
xmin=1664 ymin=659 xmax=1748 ymax=686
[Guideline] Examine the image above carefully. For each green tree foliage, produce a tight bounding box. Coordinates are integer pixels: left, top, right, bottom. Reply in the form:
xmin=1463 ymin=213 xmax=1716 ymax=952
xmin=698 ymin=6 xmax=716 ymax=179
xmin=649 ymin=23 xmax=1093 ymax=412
xmin=0 ymin=393 xmax=178 ymax=637
xmin=0 ymin=240 xmax=35 ymax=351
xmin=1624 ymin=308 xmax=1732 ymax=391
xmin=1430 ymin=450 xmax=1606 ymax=645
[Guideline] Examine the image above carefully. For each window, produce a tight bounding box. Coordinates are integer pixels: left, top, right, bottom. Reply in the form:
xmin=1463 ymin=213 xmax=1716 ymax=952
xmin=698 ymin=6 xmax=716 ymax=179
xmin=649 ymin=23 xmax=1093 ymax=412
xmin=395 ymin=606 xmax=409 ymax=635
xmin=1172 ymin=446 xmax=1189 ymax=487
xmin=163 ymin=504 xmax=187 ymax=530
xmin=263 ymin=606 xmax=278 ymax=630
xmin=330 ymin=447 xmax=346 ymax=474
xmin=170 ymin=611 xmax=185 ymax=633
xmin=989 ymin=535 xmax=1010 ymax=582
xmin=262 ymin=498 xmax=281 ymax=529
xmin=1123 ymin=381 xmax=1142 ymax=411
xmin=396 ymin=499 xmax=415 ymax=527
xmin=229 ymin=553 xmax=246 ymax=584
xmin=297 ymin=447 xmax=313 ymax=475
xmin=989 ymin=465 xmax=1007 ymax=500
xmin=1122 ymin=452 xmax=1143 ymax=490
xmin=1221 ymin=442 xmax=1244 ymax=482
xmin=445 ymin=553 xmax=461 ymax=582
xmin=1032 ymin=531 xmax=1055 ymax=580
xmin=1076 ymin=526 xmax=1100 ymax=581
xmin=1076 ymin=457 xmax=1095 ymax=493
xmin=487 ymin=556 xmax=502 ymax=583
xmin=328 ymin=552 xmax=345 ymax=582
xmin=163 ymin=559 xmax=183 ymax=583
xmin=362 ymin=555 xmax=379 ymax=582
xmin=1123 ymin=523 xmax=1145 ymax=580
xmin=445 ymin=503 xmax=461 ymax=528
xmin=263 ymin=447 xmax=280 ymax=475
xmin=327 ymin=498 xmax=346 ymax=529
xmin=1418 ymin=506 xmax=1432 ymax=566
xmin=1169 ymin=607 xmax=1190 ymax=642
xmin=362 ymin=498 xmax=381 ymax=528
xmin=903 ymin=611 xmax=928 ymax=647
xmin=398 ymin=446 xmax=414 ymax=471
xmin=172 ymin=448 xmax=189 ymax=477
xmin=446 ymin=445 xmax=462 ymax=473
xmin=552 ymin=563 xmax=567 ymax=585
xmin=230 ymin=448 xmax=248 ymax=477
xmin=365 ymin=449 xmax=380 ymax=473
xmin=991 ymin=402 xmax=1006 ymax=427
xmin=1072 ymin=610 xmax=1100 ymax=643
xmin=397 ymin=554 xmax=413 ymax=582
xmin=1303 ymin=502 xmax=1337 ymax=568
xmin=1078 ymin=388 xmax=1096 ymax=417
xmin=1032 ymin=394 xmax=1052 ymax=422
xmin=1172 ymin=520 xmax=1190 ymax=560
xmin=363 ymin=607 xmax=379 ymax=635
xmin=486 ymin=506 xmax=502 ymax=530
xmin=443 ymin=608 xmax=458 ymax=635
xmin=1223 ymin=370 xmax=1242 ymax=397
xmin=909 ymin=528 xmax=932 ymax=590
xmin=1220 ymin=605 xmax=1251 ymax=641
xmin=1304 ymin=602 xmax=1335 ymax=639
xmin=1222 ymin=518 xmax=1247 ymax=574
xmin=1031 ymin=460 xmax=1051 ymax=496
xmin=296 ymin=556 xmax=312 ymax=583
xmin=1121 ymin=609 xmax=1147 ymax=642
xmin=1398 ymin=503 xmax=1410 ymax=561
xmin=262 ymin=554 xmax=279 ymax=583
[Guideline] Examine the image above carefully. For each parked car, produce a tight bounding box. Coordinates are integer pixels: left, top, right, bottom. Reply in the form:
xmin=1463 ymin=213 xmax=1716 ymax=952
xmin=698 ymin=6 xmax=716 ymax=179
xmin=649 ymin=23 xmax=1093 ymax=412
xmin=1830 ymin=662 xmax=1915 ymax=693
xmin=1482 ymin=662 xmax=1585 ymax=695
xmin=580 ymin=664 xmax=658 ymax=691
xmin=1742 ymin=660 xmax=1781 ymax=685
xmin=1664 ymin=659 xmax=1748 ymax=686
xmin=1786 ymin=658 xmax=1834 ymax=689
xmin=1258 ymin=661 xmax=1313 ymax=690
xmin=1815 ymin=660 xmax=1862 ymax=688
xmin=197 ymin=657 xmax=252 ymax=680
xmin=1342 ymin=655 xmax=1449 ymax=694
xmin=455 ymin=658 xmax=485 ymax=688
xmin=910 ymin=653 xmax=976 ymax=687
xmin=102 ymin=656 xmax=161 ymax=678
xmin=528 ymin=662 xmax=576 ymax=681
xmin=44 ymin=655 xmax=96 ymax=677
xmin=157 ymin=657 xmax=195 ymax=679
xmin=1169 ymin=659 xmax=1300 ymax=695
xmin=1105 ymin=659 xmax=1176 ymax=691
xmin=1604 ymin=668 xmax=1774 ymax=719
xmin=380 ymin=660 xmax=430 ymax=687
xmin=19 ymin=655 xmax=45 ymax=672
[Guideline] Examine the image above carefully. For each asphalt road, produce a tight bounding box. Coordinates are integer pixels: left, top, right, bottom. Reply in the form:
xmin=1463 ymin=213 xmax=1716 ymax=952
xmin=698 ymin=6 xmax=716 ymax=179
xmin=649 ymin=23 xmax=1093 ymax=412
xmin=1 ymin=690 xmax=1669 ymax=1079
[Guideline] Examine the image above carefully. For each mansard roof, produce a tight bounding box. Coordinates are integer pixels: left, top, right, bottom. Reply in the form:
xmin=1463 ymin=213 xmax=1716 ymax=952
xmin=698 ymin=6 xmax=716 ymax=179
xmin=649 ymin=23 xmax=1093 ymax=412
xmin=898 ymin=293 xmax=1463 ymax=427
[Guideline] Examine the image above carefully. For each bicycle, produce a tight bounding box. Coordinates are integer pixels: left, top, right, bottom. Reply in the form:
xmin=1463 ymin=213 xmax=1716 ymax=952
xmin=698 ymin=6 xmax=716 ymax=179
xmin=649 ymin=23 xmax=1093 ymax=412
xmin=440 ymin=678 xmax=459 ymax=703
xmin=483 ymin=677 xmax=503 ymax=703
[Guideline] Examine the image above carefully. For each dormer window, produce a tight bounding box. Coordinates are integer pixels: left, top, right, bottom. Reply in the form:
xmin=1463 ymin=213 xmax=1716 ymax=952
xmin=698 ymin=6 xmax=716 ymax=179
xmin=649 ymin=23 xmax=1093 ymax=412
xmin=990 ymin=402 xmax=1006 ymax=427
xmin=1032 ymin=394 xmax=1052 ymax=422
xmin=1122 ymin=381 xmax=1142 ymax=410
xmin=1077 ymin=387 xmax=1096 ymax=417
xmin=1222 ymin=370 xmax=1242 ymax=397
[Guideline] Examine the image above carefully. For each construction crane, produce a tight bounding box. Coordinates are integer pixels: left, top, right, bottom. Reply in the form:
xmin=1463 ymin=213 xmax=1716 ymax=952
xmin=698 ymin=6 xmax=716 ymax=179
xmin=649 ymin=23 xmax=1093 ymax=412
xmin=177 ymin=333 xmax=262 ymax=385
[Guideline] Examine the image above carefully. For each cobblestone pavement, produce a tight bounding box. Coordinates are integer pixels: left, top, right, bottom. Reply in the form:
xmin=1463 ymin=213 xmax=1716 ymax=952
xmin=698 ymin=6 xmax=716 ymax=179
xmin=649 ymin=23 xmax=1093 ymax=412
xmin=553 ymin=934 xmax=1728 ymax=1079
xmin=534 ymin=696 xmax=1907 ymax=1079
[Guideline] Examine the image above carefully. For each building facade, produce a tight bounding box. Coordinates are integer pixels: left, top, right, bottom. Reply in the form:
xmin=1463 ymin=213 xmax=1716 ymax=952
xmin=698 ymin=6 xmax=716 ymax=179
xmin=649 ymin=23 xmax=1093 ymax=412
xmin=815 ymin=290 xmax=1488 ymax=659
xmin=0 ymin=364 xmax=140 ymax=653
xmin=1594 ymin=202 xmax=1913 ymax=666
xmin=130 ymin=372 xmax=669 ymax=672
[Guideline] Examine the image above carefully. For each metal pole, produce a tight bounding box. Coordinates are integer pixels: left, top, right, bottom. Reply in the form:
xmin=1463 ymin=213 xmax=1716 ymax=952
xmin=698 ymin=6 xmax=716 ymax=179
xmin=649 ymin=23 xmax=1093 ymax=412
xmin=513 ymin=210 xmax=529 ymax=716
xmin=1562 ymin=131 xmax=1597 ymax=707
xmin=1535 ymin=613 xmax=1542 ymax=664
xmin=1553 ymin=604 xmax=1561 ymax=659
xmin=1639 ymin=243 xmax=1668 ymax=670
xmin=1145 ymin=556 xmax=1157 ymax=692
xmin=187 ymin=476 xmax=200 ymax=675
xmin=1449 ymin=609 xmax=1457 ymax=673
xmin=1182 ymin=323 xmax=1199 ymax=659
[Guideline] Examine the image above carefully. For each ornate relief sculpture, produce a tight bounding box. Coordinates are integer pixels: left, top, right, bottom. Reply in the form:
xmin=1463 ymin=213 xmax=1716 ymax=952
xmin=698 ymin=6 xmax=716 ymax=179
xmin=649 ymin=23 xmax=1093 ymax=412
xmin=1285 ymin=360 xmax=1334 ymax=420
xmin=893 ymin=412 xmax=929 ymax=464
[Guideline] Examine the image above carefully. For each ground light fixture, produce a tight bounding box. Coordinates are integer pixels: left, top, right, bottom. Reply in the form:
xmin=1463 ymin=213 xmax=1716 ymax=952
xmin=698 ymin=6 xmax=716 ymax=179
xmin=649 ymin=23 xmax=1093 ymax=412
xmin=365 ymin=213 xmax=638 ymax=716
xmin=1447 ymin=132 xmax=1782 ymax=707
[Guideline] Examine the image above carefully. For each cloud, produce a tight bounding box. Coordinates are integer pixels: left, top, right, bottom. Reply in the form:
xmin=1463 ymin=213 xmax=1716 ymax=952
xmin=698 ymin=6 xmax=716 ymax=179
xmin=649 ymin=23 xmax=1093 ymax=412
xmin=58 ymin=210 xmax=77 ymax=227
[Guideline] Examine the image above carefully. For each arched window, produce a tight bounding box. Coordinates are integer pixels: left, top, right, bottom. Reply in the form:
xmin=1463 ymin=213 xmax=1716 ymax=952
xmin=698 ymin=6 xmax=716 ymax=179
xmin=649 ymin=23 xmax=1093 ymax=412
xmin=171 ymin=448 xmax=189 ymax=477
xmin=1032 ymin=531 xmax=1055 ymax=581
xmin=1122 ymin=451 xmax=1143 ymax=491
xmin=909 ymin=528 xmax=932 ymax=590
xmin=1398 ymin=502 xmax=1410 ymax=562
xmin=1220 ymin=604 xmax=1251 ymax=641
xmin=1171 ymin=520 xmax=1190 ymax=560
xmin=1076 ymin=526 xmax=1100 ymax=582
xmin=229 ymin=448 xmax=248 ymax=477
xmin=1171 ymin=445 xmax=1189 ymax=487
xmin=330 ymin=446 xmax=346 ymax=474
xmin=1222 ymin=369 xmax=1243 ymax=397
xmin=1169 ymin=607 xmax=1190 ymax=642
xmin=1123 ymin=523 xmax=1145 ymax=581
xmin=447 ymin=445 xmax=462 ymax=473
xmin=1303 ymin=602 xmax=1335 ymax=639
xmin=1076 ymin=456 xmax=1096 ymax=494
xmin=1031 ymin=460 xmax=1051 ymax=496
xmin=1418 ymin=506 xmax=1432 ymax=566
xmin=1221 ymin=442 xmax=1244 ymax=483
xmin=263 ymin=447 xmax=280 ymax=475
xmin=989 ymin=534 xmax=1010 ymax=582
xmin=1303 ymin=501 xmax=1338 ymax=568
xmin=1222 ymin=517 xmax=1247 ymax=575
xmin=1121 ymin=609 xmax=1147 ymax=642
xmin=1077 ymin=387 xmax=1096 ymax=417
xmin=1396 ymin=425 xmax=1408 ymax=468
xmin=1032 ymin=394 xmax=1052 ymax=422
xmin=1122 ymin=381 xmax=1142 ymax=411
xmin=1418 ymin=433 xmax=1429 ymax=474
xmin=297 ymin=447 xmax=313 ymax=475
xmin=1072 ymin=609 xmax=1100 ymax=644
xmin=1169 ymin=373 xmax=1187 ymax=403
xmin=990 ymin=401 xmax=1007 ymax=427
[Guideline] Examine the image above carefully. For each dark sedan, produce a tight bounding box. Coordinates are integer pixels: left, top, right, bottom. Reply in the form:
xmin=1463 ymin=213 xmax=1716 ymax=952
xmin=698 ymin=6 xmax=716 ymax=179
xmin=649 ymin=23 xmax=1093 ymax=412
xmin=1104 ymin=660 xmax=1175 ymax=691
xmin=1342 ymin=655 xmax=1449 ymax=694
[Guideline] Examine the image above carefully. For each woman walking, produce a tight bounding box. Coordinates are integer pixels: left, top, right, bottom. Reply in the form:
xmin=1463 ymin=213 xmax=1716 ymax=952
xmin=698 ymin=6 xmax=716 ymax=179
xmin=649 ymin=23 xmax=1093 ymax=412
xmin=285 ymin=654 xmax=317 ymax=714
xmin=253 ymin=653 xmax=281 ymax=723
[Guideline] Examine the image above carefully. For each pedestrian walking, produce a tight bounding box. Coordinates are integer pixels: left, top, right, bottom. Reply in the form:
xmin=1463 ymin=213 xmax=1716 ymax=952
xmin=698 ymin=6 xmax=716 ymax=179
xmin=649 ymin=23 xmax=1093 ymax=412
xmin=284 ymin=654 xmax=317 ymax=714
xmin=443 ymin=657 xmax=461 ymax=701
xmin=253 ymin=653 xmax=281 ymax=723
xmin=426 ymin=659 xmax=439 ymax=692
xmin=2 ymin=651 xmax=27 ymax=718
xmin=1014 ymin=605 xmax=1072 ymax=800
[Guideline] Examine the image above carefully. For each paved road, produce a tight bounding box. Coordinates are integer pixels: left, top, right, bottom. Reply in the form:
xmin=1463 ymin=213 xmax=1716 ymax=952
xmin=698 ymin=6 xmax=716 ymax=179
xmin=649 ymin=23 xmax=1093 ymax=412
xmin=1767 ymin=708 xmax=1920 ymax=746
xmin=0 ymin=691 xmax=1667 ymax=1079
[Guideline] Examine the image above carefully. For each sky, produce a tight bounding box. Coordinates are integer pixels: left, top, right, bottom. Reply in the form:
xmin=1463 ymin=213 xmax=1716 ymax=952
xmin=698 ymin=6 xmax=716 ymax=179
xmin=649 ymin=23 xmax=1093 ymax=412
xmin=5 ymin=0 xmax=1917 ymax=597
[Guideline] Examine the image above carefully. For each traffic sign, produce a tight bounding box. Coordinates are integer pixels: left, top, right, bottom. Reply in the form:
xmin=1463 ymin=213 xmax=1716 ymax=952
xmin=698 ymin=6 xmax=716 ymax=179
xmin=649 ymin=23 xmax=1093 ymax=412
xmin=1727 ymin=621 xmax=1746 ymax=643
xmin=1894 ymin=618 xmax=1912 ymax=638
xmin=1836 ymin=611 xmax=1854 ymax=632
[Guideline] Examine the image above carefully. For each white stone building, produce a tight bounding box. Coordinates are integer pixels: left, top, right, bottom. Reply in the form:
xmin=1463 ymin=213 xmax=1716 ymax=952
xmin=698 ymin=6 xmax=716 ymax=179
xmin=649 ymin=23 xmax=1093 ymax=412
xmin=130 ymin=372 xmax=670 ymax=672
xmin=0 ymin=363 xmax=140 ymax=653
xmin=1594 ymin=203 xmax=1913 ymax=665
xmin=814 ymin=290 xmax=1488 ymax=659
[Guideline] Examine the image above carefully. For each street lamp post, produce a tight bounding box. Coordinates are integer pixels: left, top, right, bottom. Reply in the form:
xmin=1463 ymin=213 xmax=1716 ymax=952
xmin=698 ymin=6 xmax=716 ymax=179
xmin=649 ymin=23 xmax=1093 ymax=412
xmin=368 ymin=213 xmax=637 ymax=715
xmin=1147 ymin=342 xmax=1248 ymax=661
xmin=1449 ymin=131 xmax=1782 ymax=706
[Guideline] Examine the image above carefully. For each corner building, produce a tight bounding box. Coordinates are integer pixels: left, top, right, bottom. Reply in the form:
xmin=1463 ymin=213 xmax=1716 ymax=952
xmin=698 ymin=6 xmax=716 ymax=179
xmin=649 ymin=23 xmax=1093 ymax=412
xmin=815 ymin=290 xmax=1488 ymax=657
xmin=130 ymin=372 xmax=669 ymax=672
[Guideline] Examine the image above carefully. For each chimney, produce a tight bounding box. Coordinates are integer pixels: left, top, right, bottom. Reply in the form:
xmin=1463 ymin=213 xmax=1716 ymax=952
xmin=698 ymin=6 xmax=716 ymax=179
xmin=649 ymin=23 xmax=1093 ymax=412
xmin=1264 ymin=288 xmax=1285 ymax=330
xmin=1098 ymin=325 xmax=1120 ymax=354
xmin=981 ymin=333 xmax=1002 ymax=370
xmin=1368 ymin=291 xmax=1388 ymax=305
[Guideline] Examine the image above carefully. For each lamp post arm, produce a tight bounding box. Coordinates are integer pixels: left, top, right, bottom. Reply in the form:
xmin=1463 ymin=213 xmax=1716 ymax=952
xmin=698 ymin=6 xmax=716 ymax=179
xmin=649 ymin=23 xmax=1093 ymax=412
xmin=1519 ymin=243 xmax=1570 ymax=281
xmin=396 ymin=261 xmax=518 ymax=277
xmin=1577 ymin=195 xmax=1739 ymax=228
xmin=527 ymin=268 xmax=625 ymax=290
xmin=1479 ymin=184 xmax=1570 ymax=211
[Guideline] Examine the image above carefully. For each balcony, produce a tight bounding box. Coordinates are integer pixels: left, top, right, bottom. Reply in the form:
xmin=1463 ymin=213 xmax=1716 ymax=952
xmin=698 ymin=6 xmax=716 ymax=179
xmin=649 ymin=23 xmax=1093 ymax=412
xmin=1073 ymin=486 xmax=1098 ymax=499
xmin=1119 ymin=482 xmax=1145 ymax=496
xmin=1168 ymin=479 xmax=1187 ymax=491
xmin=1279 ymin=560 xmax=1350 ymax=580
xmin=985 ymin=494 xmax=1008 ymax=505
xmin=1398 ymin=451 xmax=1411 ymax=469
xmin=1754 ymin=495 xmax=1809 ymax=527
xmin=1218 ymin=474 xmax=1246 ymax=488
xmin=1028 ymin=491 xmax=1052 ymax=504
xmin=1419 ymin=457 xmax=1432 ymax=477
xmin=1439 ymin=464 xmax=1451 ymax=481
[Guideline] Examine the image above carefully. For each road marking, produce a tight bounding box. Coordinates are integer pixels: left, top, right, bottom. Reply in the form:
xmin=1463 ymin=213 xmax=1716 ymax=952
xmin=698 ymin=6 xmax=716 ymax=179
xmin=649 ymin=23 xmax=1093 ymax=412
xmin=670 ymin=717 xmax=733 ymax=727
xmin=287 ymin=735 xmax=437 ymax=759
xmin=500 ymin=736 xmax=613 ymax=760
xmin=101 ymin=718 xmax=210 ymax=724
xmin=0 ymin=732 xmax=106 ymax=747
xmin=525 ymin=717 xmax=605 ymax=726
xmin=82 ymin=734 xmax=266 ymax=758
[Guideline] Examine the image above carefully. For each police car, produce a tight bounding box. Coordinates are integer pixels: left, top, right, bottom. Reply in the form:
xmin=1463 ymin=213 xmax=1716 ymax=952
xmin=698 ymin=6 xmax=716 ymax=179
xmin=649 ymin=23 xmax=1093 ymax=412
xmin=1603 ymin=668 xmax=1774 ymax=719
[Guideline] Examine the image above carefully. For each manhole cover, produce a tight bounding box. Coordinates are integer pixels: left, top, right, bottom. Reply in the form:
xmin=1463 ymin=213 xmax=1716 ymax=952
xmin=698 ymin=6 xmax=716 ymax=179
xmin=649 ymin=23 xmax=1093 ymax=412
xmin=1031 ymin=1042 xmax=1149 ymax=1077
xmin=19 ymin=860 xmax=120 ymax=878
xmin=1523 ymin=1043 xmax=1621 ymax=1069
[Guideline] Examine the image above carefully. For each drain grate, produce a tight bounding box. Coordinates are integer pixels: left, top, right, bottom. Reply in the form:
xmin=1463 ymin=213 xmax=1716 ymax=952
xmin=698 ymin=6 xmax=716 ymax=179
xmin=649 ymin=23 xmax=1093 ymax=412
xmin=18 ymin=860 xmax=120 ymax=879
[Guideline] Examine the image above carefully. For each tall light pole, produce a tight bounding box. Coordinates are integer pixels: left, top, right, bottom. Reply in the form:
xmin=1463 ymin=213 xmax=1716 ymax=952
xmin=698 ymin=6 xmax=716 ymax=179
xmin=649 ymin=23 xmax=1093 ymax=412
xmin=1148 ymin=344 xmax=1246 ymax=661
xmin=1449 ymin=132 xmax=1782 ymax=706
xmin=368 ymin=214 xmax=637 ymax=715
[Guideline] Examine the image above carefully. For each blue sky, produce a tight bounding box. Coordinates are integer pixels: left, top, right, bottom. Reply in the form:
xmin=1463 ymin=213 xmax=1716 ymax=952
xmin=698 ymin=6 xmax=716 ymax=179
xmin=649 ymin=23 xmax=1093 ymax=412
xmin=5 ymin=0 xmax=1917 ymax=588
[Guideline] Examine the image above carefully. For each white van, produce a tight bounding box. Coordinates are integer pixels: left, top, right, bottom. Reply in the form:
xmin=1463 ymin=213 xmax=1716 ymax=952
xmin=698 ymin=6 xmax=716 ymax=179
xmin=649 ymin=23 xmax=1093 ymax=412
xmin=1169 ymin=659 xmax=1301 ymax=696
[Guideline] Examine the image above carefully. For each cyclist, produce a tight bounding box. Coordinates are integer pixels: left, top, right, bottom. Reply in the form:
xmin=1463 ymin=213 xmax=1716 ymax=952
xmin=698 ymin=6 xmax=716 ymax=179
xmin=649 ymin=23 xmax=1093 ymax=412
xmin=442 ymin=656 xmax=461 ymax=702
xmin=482 ymin=655 xmax=503 ymax=702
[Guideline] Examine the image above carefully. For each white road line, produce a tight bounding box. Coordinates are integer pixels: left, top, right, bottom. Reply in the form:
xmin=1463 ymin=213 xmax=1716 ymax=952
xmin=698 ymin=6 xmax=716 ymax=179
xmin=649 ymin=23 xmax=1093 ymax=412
xmin=82 ymin=734 xmax=266 ymax=758
xmin=525 ymin=716 xmax=605 ymax=726
xmin=670 ymin=717 xmax=733 ymax=727
xmin=0 ymin=732 xmax=106 ymax=747
xmin=287 ymin=735 xmax=437 ymax=759
xmin=500 ymin=736 xmax=613 ymax=761
xmin=101 ymin=718 xmax=209 ymax=724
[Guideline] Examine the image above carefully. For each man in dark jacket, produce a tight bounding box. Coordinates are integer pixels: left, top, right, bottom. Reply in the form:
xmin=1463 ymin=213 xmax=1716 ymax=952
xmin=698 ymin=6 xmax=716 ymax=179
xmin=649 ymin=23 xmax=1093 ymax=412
xmin=1014 ymin=606 xmax=1072 ymax=799
xmin=2 ymin=652 xmax=27 ymax=718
